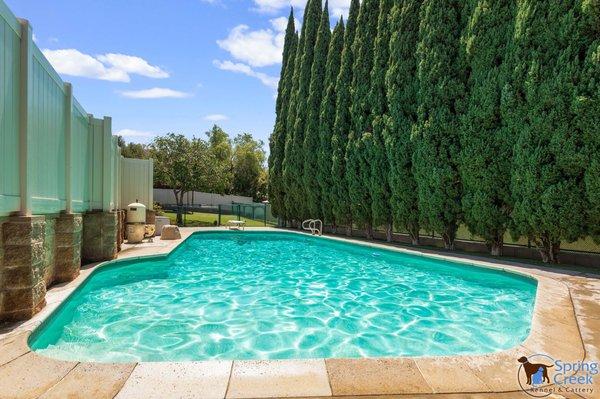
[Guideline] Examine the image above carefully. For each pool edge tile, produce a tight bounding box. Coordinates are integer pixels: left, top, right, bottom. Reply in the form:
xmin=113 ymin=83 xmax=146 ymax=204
xmin=115 ymin=361 xmax=232 ymax=399
xmin=226 ymin=359 xmax=332 ymax=398
xmin=39 ymin=362 xmax=136 ymax=399
xmin=0 ymin=351 xmax=77 ymax=399
xmin=415 ymin=356 xmax=491 ymax=393
xmin=325 ymin=357 xmax=433 ymax=395
xmin=0 ymin=330 xmax=31 ymax=367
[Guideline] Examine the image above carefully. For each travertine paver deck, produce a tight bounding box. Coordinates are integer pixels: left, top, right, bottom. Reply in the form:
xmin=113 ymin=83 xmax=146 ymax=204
xmin=39 ymin=362 xmax=135 ymax=399
xmin=0 ymin=227 xmax=598 ymax=399
xmin=116 ymin=361 xmax=232 ymax=399
xmin=227 ymin=359 xmax=332 ymax=398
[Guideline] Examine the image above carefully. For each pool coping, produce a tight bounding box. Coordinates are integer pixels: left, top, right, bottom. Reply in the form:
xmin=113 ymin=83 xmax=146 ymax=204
xmin=0 ymin=227 xmax=593 ymax=398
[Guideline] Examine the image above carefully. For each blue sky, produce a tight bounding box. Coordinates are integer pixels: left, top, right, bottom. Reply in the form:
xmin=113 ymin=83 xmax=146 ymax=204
xmin=6 ymin=0 xmax=351 ymax=149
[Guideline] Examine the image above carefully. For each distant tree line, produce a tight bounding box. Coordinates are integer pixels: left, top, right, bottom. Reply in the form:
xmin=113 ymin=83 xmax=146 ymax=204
xmin=119 ymin=125 xmax=267 ymax=222
xmin=268 ymin=0 xmax=599 ymax=263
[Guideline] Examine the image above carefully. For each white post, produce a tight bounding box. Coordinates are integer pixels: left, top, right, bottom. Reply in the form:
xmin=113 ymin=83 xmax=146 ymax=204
xmin=18 ymin=19 xmax=32 ymax=216
xmin=102 ymin=116 xmax=112 ymax=211
xmin=87 ymin=114 xmax=94 ymax=211
xmin=148 ymin=160 xmax=154 ymax=209
xmin=64 ymin=83 xmax=73 ymax=213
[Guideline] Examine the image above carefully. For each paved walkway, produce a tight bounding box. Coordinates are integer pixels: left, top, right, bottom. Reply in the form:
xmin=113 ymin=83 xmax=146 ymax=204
xmin=0 ymin=228 xmax=598 ymax=399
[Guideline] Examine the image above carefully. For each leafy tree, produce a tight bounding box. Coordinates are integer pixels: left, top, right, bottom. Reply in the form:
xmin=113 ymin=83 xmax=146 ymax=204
xmin=149 ymin=134 xmax=219 ymax=225
xmin=232 ymin=133 xmax=267 ymax=201
xmin=283 ymin=0 xmax=322 ymax=223
xmin=303 ymin=1 xmax=331 ymax=219
xmin=581 ymin=0 xmax=600 ymax=242
xmin=509 ymin=0 xmax=589 ymax=263
xmin=347 ymin=0 xmax=379 ymax=239
xmin=317 ymin=18 xmax=345 ymax=228
xmin=117 ymin=136 xmax=149 ymax=159
xmin=384 ymin=0 xmax=422 ymax=245
xmin=269 ymin=10 xmax=297 ymax=220
xmin=413 ymin=0 xmax=465 ymax=250
xmin=459 ymin=0 xmax=515 ymax=256
xmin=368 ymin=0 xmax=394 ymax=241
xmin=206 ymin=124 xmax=233 ymax=193
xmin=331 ymin=0 xmax=359 ymax=235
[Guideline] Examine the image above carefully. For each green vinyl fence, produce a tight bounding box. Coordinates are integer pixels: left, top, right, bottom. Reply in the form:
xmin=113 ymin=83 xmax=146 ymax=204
xmin=0 ymin=0 xmax=153 ymax=217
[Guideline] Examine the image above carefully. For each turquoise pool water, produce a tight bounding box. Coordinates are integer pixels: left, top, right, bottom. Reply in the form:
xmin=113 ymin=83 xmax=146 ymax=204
xmin=30 ymin=231 xmax=537 ymax=362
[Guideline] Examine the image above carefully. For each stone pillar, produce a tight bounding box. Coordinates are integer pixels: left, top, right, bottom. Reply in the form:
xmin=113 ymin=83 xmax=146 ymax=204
xmin=42 ymin=217 xmax=56 ymax=285
xmin=54 ymin=213 xmax=82 ymax=283
xmin=0 ymin=216 xmax=47 ymax=321
xmin=82 ymin=211 xmax=118 ymax=263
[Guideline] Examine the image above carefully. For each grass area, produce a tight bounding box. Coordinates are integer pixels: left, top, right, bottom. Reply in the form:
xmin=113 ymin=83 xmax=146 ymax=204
xmin=164 ymin=211 xmax=274 ymax=228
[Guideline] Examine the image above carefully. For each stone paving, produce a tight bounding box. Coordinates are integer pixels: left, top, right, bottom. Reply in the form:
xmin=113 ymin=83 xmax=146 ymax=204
xmin=0 ymin=227 xmax=598 ymax=399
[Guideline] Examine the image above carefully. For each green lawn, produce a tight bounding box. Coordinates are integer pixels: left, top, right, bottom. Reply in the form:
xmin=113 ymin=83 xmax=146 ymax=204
xmin=164 ymin=211 xmax=274 ymax=227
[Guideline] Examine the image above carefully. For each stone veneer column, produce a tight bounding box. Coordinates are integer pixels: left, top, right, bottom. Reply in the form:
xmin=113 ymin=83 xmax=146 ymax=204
xmin=82 ymin=211 xmax=118 ymax=263
xmin=0 ymin=216 xmax=47 ymax=321
xmin=53 ymin=213 xmax=83 ymax=283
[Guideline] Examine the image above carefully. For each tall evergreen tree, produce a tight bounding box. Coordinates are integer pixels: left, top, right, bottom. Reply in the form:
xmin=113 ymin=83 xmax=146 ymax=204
xmin=346 ymin=0 xmax=380 ymax=239
xmin=459 ymin=0 xmax=515 ymax=256
xmin=413 ymin=0 xmax=465 ymax=250
xmin=384 ymin=0 xmax=422 ymax=245
xmin=368 ymin=0 xmax=394 ymax=241
xmin=303 ymin=1 xmax=331 ymax=219
xmin=331 ymin=0 xmax=360 ymax=234
xmin=283 ymin=0 xmax=321 ymax=223
xmin=509 ymin=0 xmax=589 ymax=263
xmin=317 ymin=18 xmax=345 ymax=227
xmin=269 ymin=10 xmax=297 ymax=220
xmin=581 ymin=0 xmax=600 ymax=242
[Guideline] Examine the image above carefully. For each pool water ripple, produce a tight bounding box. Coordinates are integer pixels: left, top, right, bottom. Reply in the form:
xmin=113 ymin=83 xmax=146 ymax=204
xmin=30 ymin=232 xmax=537 ymax=362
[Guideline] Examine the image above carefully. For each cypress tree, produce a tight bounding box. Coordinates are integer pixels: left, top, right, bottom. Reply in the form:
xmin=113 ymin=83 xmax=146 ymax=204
xmin=303 ymin=1 xmax=331 ymax=219
xmin=509 ymin=0 xmax=588 ymax=263
xmin=459 ymin=0 xmax=515 ymax=256
xmin=331 ymin=0 xmax=360 ymax=235
xmin=368 ymin=0 xmax=394 ymax=241
xmin=283 ymin=0 xmax=321 ymax=223
xmin=346 ymin=0 xmax=380 ymax=239
xmin=413 ymin=0 xmax=465 ymax=250
xmin=384 ymin=0 xmax=422 ymax=245
xmin=581 ymin=1 xmax=600 ymax=241
xmin=317 ymin=18 xmax=345 ymax=228
xmin=269 ymin=10 xmax=297 ymax=220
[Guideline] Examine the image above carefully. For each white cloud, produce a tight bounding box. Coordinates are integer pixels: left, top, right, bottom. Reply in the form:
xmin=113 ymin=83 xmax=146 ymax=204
xmin=41 ymin=49 xmax=168 ymax=82
xmin=116 ymin=129 xmax=156 ymax=138
xmin=213 ymin=60 xmax=279 ymax=90
xmin=204 ymin=114 xmax=228 ymax=122
xmin=217 ymin=17 xmax=291 ymax=67
xmin=42 ymin=49 xmax=129 ymax=82
xmin=97 ymin=54 xmax=169 ymax=79
xmin=120 ymin=87 xmax=192 ymax=99
xmin=269 ymin=16 xmax=290 ymax=32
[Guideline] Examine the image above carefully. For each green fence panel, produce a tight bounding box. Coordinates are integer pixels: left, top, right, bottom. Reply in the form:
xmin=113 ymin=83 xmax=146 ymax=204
xmin=71 ymin=99 xmax=91 ymax=212
xmin=29 ymin=47 xmax=67 ymax=214
xmin=0 ymin=0 xmax=150 ymax=217
xmin=0 ymin=2 xmax=21 ymax=215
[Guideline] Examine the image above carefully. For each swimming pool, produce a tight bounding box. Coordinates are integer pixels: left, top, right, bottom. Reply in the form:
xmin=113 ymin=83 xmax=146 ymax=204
xmin=29 ymin=231 xmax=537 ymax=362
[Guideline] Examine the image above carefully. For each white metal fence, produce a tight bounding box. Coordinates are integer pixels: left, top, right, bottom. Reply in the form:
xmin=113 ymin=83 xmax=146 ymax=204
xmin=153 ymin=189 xmax=252 ymax=207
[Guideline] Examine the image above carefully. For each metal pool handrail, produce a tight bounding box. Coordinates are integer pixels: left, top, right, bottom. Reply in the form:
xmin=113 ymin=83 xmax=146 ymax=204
xmin=302 ymin=219 xmax=323 ymax=236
